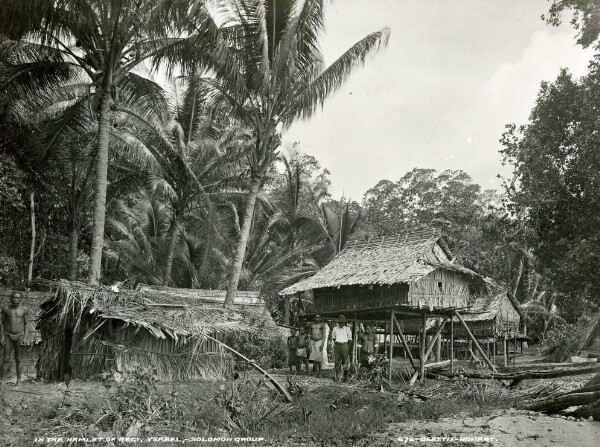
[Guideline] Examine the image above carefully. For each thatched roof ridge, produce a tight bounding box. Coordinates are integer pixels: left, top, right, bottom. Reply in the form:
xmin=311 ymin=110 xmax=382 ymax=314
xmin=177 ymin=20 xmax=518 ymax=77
xmin=280 ymin=228 xmax=479 ymax=295
xmin=41 ymin=281 xmax=279 ymax=342
xmin=136 ymin=285 xmax=262 ymax=306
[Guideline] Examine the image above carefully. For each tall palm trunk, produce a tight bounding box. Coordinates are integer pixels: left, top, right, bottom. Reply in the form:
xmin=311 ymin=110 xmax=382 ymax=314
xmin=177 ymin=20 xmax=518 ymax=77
xmin=87 ymin=90 xmax=112 ymax=285
xmin=27 ymin=192 xmax=35 ymax=288
xmin=225 ymin=177 xmax=261 ymax=305
xmin=163 ymin=216 xmax=179 ymax=286
xmin=69 ymin=223 xmax=79 ymax=280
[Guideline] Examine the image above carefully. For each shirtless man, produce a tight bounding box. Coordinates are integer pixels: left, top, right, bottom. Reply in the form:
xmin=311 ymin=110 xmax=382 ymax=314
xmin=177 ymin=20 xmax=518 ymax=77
xmin=359 ymin=325 xmax=378 ymax=367
xmin=309 ymin=315 xmax=327 ymax=377
xmin=1 ymin=292 xmax=29 ymax=385
xmin=296 ymin=327 xmax=310 ymax=374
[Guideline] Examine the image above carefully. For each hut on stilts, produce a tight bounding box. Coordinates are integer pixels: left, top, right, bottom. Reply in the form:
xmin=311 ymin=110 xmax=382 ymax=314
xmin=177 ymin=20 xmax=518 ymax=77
xmin=36 ymin=281 xmax=281 ymax=381
xmin=280 ymin=228 xmax=517 ymax=382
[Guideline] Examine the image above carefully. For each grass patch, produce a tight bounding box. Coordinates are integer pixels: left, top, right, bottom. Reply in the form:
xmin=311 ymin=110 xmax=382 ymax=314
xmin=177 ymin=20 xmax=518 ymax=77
xmin=2 ymin=372 xmax=515 ymax=446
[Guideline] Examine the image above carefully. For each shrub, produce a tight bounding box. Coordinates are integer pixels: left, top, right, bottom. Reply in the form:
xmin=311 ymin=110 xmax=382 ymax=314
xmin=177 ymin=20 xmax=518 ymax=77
xmin=223 ymin=331 xmax=287 ymax=369
xmin=542 ymin=315 xmax=592 ymax=362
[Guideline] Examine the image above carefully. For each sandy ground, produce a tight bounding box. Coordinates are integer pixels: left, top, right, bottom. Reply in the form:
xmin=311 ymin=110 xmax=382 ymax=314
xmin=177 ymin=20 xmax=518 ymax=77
xmin=358 ymin=410 xmax=600 ymax=447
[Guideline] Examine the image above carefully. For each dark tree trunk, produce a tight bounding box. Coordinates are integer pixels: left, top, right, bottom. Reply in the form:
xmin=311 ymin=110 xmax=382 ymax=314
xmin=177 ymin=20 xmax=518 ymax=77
xmin=69 ymin=224 xmax=79 ymax=280
xmin=27 ymin=192 xmax=35 ymax=288
xmin=163 ymin=216 xmax=179 ymax=286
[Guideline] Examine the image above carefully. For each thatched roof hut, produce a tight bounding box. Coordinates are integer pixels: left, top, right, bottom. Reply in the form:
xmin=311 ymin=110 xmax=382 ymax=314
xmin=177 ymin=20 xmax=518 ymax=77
xmin=37 ymin=281 xmax=280 ymax=381
xmin=280 ymin=228 xmax=486 ymax=316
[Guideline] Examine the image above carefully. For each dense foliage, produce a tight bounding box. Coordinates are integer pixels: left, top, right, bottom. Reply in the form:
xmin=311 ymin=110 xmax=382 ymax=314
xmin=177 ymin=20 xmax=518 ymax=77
xmin=0 ymin=0 xmax=597 ymax=347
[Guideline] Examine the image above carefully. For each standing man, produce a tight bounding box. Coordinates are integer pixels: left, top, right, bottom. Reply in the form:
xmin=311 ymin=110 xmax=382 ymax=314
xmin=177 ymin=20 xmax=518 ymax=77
xmin=309 ymin=315 xmax=327 ymax=377
xmin=331 ymin=315 xmax=352 ymax=380
xmin=296 ymin=326 xmax=310 ymax=374
xmin=1 ymin=291 xmax=29 ymax=385
xmin=287 ymin=328 xmax=300 ymax=374
xmin=359 ymin=325 xmax=378 ymax=367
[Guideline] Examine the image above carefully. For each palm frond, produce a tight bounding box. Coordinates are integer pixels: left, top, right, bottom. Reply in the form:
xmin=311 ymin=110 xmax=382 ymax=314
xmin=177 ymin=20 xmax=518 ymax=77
xmin=284 ymin=28 xmax=389 ymax=122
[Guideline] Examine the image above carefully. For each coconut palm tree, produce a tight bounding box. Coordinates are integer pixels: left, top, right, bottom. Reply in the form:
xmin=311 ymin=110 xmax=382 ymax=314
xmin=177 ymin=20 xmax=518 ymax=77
xmin=191 ymin=0 xmax=389 ymax=304
xmin=105 ymin=190 xmax=172 ymax=285
xmin=116 ymin=74 xmax=250 ymax=285
xmin=0 ymin=0 xmax=226 ymax=285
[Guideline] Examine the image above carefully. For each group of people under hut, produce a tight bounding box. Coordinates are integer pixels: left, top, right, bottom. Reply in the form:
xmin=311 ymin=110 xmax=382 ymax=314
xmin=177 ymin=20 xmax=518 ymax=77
xmin=287 ymin=314 xmax=378 ymax=380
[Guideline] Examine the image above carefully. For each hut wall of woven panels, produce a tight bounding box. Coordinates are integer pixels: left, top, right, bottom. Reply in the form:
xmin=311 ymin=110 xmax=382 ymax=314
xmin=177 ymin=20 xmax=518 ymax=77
xmin=313 ymin=284 xmax=409 ymax=313
xmin=36 ymin=281 xmax=280 ymax=381
xmin=0 ymin=289 xmax=50 ymax=377
xmin=37 ymin=314 xmax=232 ymax=381
xmin=407 ymin=268 xmax=471 ymax=309
xmin=311 ymin=268 xmax=471 ymax=314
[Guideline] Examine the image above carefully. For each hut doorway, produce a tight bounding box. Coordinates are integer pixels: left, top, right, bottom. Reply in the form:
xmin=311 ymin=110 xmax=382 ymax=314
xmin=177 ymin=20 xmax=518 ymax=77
xmin=59 ymin=326 xmax=73 ymax=381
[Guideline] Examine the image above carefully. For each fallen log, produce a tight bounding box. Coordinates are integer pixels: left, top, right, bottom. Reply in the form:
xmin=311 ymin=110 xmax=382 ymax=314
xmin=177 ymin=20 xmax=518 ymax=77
xmin=572 ymin=399 xmax=600 ymax=419
xmin=434 ymin=364 xmax=599 ymax=381
xmin=526 ymin=391 xmax=600 ymax=413
xmin=424 ymin=360 xmax=451 ymax=370
xmin=556 ymin=383 xmax=600 ymax=396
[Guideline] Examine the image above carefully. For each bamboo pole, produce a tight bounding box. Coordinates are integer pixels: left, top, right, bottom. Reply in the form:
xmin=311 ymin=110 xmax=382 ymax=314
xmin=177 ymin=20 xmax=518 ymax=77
xmin=202 ymin=332 xmax=292 ymax=402
xmin=420 ymin=312 xmax=426 ymax=381
xmin=392 ymin=313 xmax=417 ymax=371
xmin=453 ymin=311 xmax=497 ymax=373
xmin=389 ymin=310 xmax=394 ymax=383
xmin=450 ymin=316 xmax=454 ymax=373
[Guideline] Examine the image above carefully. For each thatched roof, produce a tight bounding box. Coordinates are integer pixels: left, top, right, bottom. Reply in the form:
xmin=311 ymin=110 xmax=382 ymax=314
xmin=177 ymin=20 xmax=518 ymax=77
xmin=0 ymin=289 xmax=51 ymax=345
xmin=280 ymin=228 xmax=481 ymax=295
xmin=136 ymin=285 xmax=264 ymax=306
xmin=41 ymin=281 xmax=280 ymax=342
xmin=460 ymin=292 xmax=514 ymax=322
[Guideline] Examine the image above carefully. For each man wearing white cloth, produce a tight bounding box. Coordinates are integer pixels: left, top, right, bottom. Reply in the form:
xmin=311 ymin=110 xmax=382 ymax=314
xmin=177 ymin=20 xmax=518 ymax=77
xmin=331 ymin=314 xmax=352 ymax=380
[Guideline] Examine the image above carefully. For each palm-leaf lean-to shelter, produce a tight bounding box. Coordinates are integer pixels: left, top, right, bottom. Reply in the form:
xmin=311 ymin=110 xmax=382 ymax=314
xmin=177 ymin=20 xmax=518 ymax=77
xmin=37 ymin=282 xmax=281 ymax=381
xmin=280 ymin=228 xmax=512 ymax=380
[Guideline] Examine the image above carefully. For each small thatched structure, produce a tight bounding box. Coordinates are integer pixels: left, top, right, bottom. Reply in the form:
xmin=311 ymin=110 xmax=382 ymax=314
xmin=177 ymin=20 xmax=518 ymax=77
xmin=37 ymin=281 xmax=280 ymax=381
xmin=453 ymin=290 xmax=521 ymax=338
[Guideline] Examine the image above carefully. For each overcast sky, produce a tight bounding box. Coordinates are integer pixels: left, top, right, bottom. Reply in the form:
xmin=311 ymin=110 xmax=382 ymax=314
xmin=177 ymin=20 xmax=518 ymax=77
xmin=281 ymin=0 xmax=593 ymax=201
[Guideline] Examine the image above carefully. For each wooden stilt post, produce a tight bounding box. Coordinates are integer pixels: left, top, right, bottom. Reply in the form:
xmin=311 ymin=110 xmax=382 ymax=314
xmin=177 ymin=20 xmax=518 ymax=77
xmin=420 ymin=312 xmax=426 ymax=381
xmin=353 ymin=314 xmax=358 ymax=366
xmin=422 ymin=319 xmax=447 ymax=361
xmin=492 ymin=326 xmax=496 ymax=366
xmin=503 ymin=334 xmax=508 ymax=367
xmin=392 ymin=313 xmax=417 ymax=372
xmin=453 ymin=311 xmax=497 ymax=373
xmin=389 ymin=310 xmax=394 ymax=383
xmin=513 ymin=332 xmax=517 ymax=365
xmin=435 ymin=326 xmax=442 ymax=362
xmin=450 ymin=315 xmax=454 ymax=373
